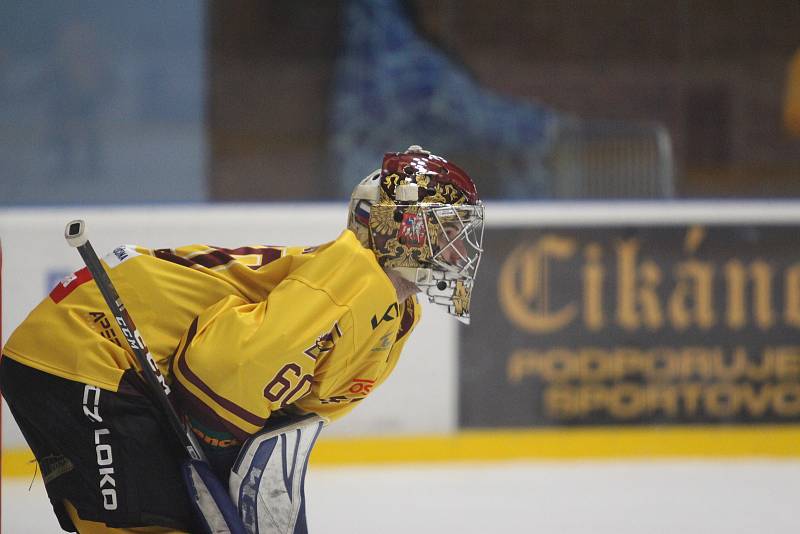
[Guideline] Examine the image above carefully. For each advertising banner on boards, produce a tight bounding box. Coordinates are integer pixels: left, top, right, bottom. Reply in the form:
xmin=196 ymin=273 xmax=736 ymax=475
xmin=460 ymin=225 xmax=800 ymax=428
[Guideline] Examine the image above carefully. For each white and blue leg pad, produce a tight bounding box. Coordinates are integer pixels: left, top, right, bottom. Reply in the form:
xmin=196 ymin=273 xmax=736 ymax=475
xmin=182 ymin=459 xmax=248 ymax=534
xmin=229 ymin=414 xmax=324 ymax=534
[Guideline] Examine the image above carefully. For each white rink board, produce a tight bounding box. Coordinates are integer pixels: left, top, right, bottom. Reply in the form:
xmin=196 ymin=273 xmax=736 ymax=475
xmin=0 ymin=203 xmax=457 ymax=448
xmin=3 ymin=200 xmax=800 ymax=449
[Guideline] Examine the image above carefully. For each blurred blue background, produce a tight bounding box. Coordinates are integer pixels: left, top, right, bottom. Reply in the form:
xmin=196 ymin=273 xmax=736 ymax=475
xmin=1 ymin=0 xmax=799 ymax=205
xmin=0 ymin=1 xmax=207 ymax=204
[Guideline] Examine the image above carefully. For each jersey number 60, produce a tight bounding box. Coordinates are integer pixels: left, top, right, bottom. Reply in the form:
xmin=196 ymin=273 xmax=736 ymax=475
xmin=263 ymin=363 xmax=313 ymax=408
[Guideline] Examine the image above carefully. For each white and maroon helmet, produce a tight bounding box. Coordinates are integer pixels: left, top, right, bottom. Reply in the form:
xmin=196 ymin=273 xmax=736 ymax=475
xmin=347 ymin=146 xmax=485 ymax=324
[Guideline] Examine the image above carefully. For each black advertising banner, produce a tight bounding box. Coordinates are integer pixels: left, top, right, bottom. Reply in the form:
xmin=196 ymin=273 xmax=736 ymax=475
xmin=459 ymin=225 xmax=800 ymax=428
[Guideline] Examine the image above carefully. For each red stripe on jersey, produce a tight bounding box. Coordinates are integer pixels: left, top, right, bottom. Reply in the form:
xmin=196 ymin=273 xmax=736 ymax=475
xmin=396 ymin=298 xmax=416 ymax=341
xmin=153 ymin=249 xmax=195 ymax=268
xmin=156 ymin=246 xmax=284 ymax=271
xmin=175 ymin=319 xmax=267 ymax=429
xmin=172 ymin=377 xmax=251 ymax=441
xmin=200 ymin=247 xmax=284 ymax=270
xmin=49 ymin=267 xmax=93 ymax=303
xmin=189 ymin=250 xmax=231 ymax=268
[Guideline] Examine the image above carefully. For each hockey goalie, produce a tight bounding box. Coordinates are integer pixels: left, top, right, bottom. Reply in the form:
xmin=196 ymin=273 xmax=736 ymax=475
xmin=0 ymin=146 xmax=484 ymax=533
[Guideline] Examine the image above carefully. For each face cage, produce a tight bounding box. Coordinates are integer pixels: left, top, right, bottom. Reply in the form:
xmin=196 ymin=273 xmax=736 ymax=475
xmin=421 ymin=203 xmax=484 ymax=324
xmin=376 ymin=202 xmax=483 ymax=324
xmin=424 ymin=203 xmax=484 ymax=281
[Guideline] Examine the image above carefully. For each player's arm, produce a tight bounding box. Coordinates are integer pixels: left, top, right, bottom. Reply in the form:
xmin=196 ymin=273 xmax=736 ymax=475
xmin=290 ymin=294 xmax=420 ymax=422
xmin=171 ymin=280 xmax=349 ymax=441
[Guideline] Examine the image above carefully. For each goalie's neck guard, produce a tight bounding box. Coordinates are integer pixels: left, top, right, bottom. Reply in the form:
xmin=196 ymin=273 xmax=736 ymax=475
xmin=347 ymin=146 xmax=485 ymax=324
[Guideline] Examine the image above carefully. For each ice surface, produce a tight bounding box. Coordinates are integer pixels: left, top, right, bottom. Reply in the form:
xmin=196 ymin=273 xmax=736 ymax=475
xmin=3 ymin=460 xmax=800 ymax=533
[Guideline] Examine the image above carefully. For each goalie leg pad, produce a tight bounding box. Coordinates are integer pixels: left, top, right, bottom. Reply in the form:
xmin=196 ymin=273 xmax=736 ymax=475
xmin=229 ymin=414 xmax=324 ymax=534
xmin=182 ymin=459 xmax=248 ymax=534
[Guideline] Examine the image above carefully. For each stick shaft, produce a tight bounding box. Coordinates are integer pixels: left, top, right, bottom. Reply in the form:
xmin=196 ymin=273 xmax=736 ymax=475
xmin=69 ymin=227 xmax=205 ymax=462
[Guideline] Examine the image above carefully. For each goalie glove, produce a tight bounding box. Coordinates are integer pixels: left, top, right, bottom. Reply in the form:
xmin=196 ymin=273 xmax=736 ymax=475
xmin=229 ymin=413 xmax=325 ymax=534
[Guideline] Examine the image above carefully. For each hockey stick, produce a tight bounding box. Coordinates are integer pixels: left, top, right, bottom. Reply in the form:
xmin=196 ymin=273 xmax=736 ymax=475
xmin=64 ymin=219 xmax=206 ymax=462
xmin=65 ymin=220 xmax=246 ymax=534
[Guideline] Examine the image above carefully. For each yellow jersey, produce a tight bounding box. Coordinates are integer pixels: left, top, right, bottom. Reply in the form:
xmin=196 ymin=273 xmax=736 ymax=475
xmin=4 ymin=230 xmax=419 ymax=438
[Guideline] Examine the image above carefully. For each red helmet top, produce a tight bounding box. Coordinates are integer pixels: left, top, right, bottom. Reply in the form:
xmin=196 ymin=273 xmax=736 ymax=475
xmin=378 ymin=147 xmax=480 ymax=205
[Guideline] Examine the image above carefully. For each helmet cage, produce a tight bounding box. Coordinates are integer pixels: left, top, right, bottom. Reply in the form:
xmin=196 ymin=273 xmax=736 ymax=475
xmin=366 ymin=202 xmax=484 ymax=323
xmin=425 ymin=203 xmax=484 ymax=281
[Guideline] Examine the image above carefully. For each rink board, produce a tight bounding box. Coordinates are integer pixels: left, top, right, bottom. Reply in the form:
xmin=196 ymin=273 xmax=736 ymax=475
xmin=462 ymin=224 xmax=800 ymax=428
xmin=2 ymin=201 xmax=800 ymax=473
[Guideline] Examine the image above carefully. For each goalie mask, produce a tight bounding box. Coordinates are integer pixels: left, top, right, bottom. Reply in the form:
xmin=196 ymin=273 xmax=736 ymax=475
xmin=347 ymin=146 xmax=485 ymax=324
